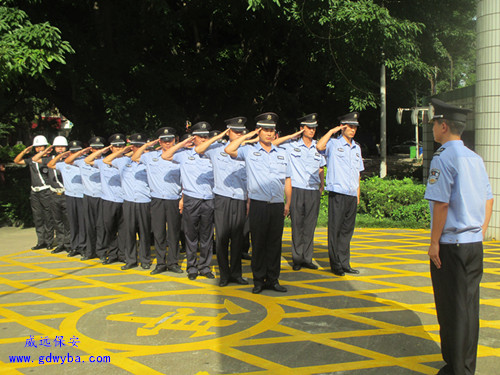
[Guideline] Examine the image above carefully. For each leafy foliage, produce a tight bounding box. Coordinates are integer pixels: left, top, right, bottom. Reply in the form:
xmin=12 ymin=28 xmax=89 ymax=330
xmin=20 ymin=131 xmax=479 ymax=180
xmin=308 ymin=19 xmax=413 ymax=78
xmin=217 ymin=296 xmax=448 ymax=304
xmin=0 ymin=2 xmax=74 ymax=143
xmin=358 ymin=176 xmax=430 ymax=225
xmin=0 ymin=166 xmax=33 ymax=227
xmin=0 ymin=4 xmax=74 ymax=84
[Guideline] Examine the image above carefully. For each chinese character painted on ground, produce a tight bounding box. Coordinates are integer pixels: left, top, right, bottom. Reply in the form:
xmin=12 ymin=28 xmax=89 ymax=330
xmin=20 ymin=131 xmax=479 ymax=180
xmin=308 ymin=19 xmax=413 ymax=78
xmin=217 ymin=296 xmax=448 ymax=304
xmin=54 ymin=336 xmax=66 ymax=347
xmin=68 ymin=336 xmax=80 ymax=347
xmin=24 ymin=335 xmax=37 ymax=348
xmin=39 ymin=336 xmax=51 ymax=347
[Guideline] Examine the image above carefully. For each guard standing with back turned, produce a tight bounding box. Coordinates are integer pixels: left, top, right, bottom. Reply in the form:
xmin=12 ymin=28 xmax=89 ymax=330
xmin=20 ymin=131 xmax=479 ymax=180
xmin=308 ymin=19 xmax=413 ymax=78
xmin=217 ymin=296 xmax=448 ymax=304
xmin=425 ymin=98 xmax=493 ymax=375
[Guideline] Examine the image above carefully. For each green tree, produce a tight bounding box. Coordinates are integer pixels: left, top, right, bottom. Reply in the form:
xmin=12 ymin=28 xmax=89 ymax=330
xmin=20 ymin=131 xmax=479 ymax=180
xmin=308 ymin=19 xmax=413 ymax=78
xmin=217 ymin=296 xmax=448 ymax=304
xmin=0 ymin=1 xmax=74 ymax=142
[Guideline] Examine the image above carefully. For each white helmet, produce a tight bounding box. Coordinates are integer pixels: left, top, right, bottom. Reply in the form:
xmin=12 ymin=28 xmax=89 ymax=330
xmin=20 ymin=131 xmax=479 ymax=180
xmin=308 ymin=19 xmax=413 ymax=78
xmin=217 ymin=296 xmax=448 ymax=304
xmin=53 ymin=136 xmax=68 ymax=147
xmin=32 ymin=135 xmax=49 ymax=147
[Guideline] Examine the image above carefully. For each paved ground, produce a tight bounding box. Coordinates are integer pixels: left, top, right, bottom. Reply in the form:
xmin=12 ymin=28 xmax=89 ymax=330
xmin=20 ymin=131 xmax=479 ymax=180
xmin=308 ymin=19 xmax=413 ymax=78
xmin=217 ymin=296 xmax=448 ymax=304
xmin=0 ymin=226 xmax=499 ymax=375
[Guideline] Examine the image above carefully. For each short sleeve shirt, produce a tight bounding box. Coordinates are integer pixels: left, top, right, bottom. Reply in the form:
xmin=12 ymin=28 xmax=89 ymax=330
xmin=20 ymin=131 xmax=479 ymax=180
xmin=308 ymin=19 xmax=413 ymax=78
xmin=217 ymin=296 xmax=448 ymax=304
xmin=24 ymin=158 xmax=50 ymax=188
xmin=204 ymin=142 xmax=247 ymax=200
xmin=282 ymin=138 xmax=326 ymax=190
xmin=112 ymin=157 xmax=151 ymax=203
xmin=322 ymin=136 xmax=364 ymax=196
xmin=173 ymin=148 xmax=214 ymax=200
xmin=424 ymin=140 xmax=493 ymax=244
xmin=94 ymin=159 xmax=123 ymax=203
xmin=235 ymin=143 xmax=289 ymax=203
xmin=74 ymin=158 xmax=102 ymax=198
xmin=140 ymin=150 xmax=181 ymax=200
xmin=56 ymin=160 xmax=84 ymax=198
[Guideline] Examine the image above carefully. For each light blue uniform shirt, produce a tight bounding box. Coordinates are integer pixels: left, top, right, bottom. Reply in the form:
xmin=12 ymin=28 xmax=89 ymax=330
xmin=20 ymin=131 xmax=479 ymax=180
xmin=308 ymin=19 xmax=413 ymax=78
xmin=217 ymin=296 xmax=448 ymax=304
xmin=322 ymin=136 xmax=364 ymax=197
xmin=425 ymin=140 xmax=493 ymax=244
xmin=94 ymin=159 xmax=123 ymax=203
xmin=173 ymin=148 xmax=214 ymax=200
xmin=204 ymin=142 xmax=247 ymax=200
xmin=112 ymin=157 xmax=151 ymax=203
xmin=235 ymin=143 xmax=289 ymax=203
xmin=56 ymin=160 xmax=84 ymax=198
xmin=283 ymin=138 xmax=326 ymax=190
xmin=140 ymin=150 xmax=182 ymax=200
xmin=74 ymin=158 xmax=102 ymax=198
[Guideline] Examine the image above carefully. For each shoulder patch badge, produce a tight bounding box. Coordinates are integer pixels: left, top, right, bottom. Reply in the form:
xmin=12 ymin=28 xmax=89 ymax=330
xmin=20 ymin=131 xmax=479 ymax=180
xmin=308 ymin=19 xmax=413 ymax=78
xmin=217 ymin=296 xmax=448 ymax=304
xmin=434 ymin=147 xmax=445 ymax=157
xmin=429 ymin=168 xmax=440 ymax=184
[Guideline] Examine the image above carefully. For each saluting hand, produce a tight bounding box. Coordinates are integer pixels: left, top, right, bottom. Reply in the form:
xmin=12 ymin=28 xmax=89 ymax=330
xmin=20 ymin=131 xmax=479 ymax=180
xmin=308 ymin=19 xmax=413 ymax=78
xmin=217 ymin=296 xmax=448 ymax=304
xmin=43 ymin=145 xmax=54 ymax=154
xmin=81 ymin=147 xmax=92 ymax=155
xmin=331 ymin=124 xmax=347 ymax=133
xmin=293 ymin=129 xmax=305 ymax=139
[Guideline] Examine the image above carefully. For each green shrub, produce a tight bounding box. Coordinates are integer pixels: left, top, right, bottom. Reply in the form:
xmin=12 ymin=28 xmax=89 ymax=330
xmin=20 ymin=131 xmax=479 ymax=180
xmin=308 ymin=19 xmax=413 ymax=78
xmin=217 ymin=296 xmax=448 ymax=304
xmin=359 ymin=176 xmax=429 ymax=226
xmin=0 ymin=144 xmax=26 ymax=163
xmin=0 ymin=166 xmax=33 ymax=227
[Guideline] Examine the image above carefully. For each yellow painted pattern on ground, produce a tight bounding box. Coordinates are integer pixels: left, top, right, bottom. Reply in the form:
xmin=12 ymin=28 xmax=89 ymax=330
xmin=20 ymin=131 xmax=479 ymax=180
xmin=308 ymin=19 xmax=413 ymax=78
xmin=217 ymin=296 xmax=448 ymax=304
xmin=0 ymin=228 xmax=499 ymax=374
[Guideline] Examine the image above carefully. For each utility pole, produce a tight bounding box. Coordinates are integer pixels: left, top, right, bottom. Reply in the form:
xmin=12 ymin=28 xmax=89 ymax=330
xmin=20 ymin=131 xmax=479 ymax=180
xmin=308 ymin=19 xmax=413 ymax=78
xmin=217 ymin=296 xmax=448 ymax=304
xmin=380 ymin=51 xmax=387 ymax=178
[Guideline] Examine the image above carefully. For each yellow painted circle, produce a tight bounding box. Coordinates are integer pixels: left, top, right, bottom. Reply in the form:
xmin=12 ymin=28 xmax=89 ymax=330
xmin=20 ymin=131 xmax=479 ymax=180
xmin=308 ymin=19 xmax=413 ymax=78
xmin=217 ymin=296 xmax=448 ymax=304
xmin=59 ymin=289 xmax=284 ymax=352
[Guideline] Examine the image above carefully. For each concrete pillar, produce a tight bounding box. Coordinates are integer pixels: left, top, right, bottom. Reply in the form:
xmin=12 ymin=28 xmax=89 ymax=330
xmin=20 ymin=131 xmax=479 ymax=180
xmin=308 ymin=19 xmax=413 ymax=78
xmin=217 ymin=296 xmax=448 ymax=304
xmin=476 ymin=0 xmax=500 ymax=240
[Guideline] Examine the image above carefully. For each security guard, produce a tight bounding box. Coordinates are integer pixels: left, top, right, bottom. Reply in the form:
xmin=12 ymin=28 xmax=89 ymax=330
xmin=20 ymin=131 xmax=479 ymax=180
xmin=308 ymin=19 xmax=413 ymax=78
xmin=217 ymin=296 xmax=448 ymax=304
xmin=274 ymin=113 xmax=325 ymax=270
xmin=104 ymin=134 xmax=152 ymax=270
xmin=317 ymin=112 xmax=363 ymax=276
xmin=13 ymin=135 xmax=55 ymax=250
xmin=132 ymin=127 xmax=183 ymax=275
xmin=425 ymin=99 xmax=493 ymax=375
xmin=225 ymin=112 xmax=291 ymax=294
xmin=195 ymin=117 xmax=249 ymax=287
xmin=85 ymin=134 xmax=126 ymax=264
xmin=33 ymin=136 xmax=71 ymax=253
xmin=65 ymin=136 xmax=106 ymax=260
xmin=48 ymin=141 xmax=86 ymax=257
xmin=162 ymin=122 xmax=215 ymax=280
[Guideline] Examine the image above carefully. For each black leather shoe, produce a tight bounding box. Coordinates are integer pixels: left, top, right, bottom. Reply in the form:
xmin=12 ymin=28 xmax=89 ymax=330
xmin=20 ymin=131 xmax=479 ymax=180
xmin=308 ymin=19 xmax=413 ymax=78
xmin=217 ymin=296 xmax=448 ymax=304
xmin=81 ymin=255 xmax=96 ymax=261
xmin=219 ymin=279 xmax=229 ymax=287
xmin=51 ymin=246 xmax=65 ymax=254
xmin=103 ymin=257 xmax=118 ymax=265
xmin=121 ymin=263 xmax=138 ymax=270
xmin=150 ymin=265 xmax=167 ymax=275
xmin=201 ymin=271 xmax=215 ymax=279
xmin=167 ymin=264 xmax=183 ymax=274
xmin=99 ymin=256 xmax=107 ymax=263
xmin=269 ymin=283 xmax=287 ymax=293
xmin=302 ymin=262 xmax=319 ymax=270
xmin=141 ymin=263 xmax=151 ymax=270
xmin=46 ymin=243 xmax=54 ymax=250
xmin=343 ymin=267 xmax=360 ymax=274
xmin=292 ymin=263 xmax=301 ymax=271
xmin=252 ymin=285 xmax=264 ymax=294
xmin=241 ymin=253 xmax=252 ymax=260
xmin=188 ymin=273 xmax=197 ymax=280
xmin=333 ymin=270 xmax=345 ymax=276
xmin=231 ymin=277 xmax=249 ymax=285
xmin=31 ymin=243 xmax=47 ymax=250
xmin=67 ymin=250 xmax=79 ymax=257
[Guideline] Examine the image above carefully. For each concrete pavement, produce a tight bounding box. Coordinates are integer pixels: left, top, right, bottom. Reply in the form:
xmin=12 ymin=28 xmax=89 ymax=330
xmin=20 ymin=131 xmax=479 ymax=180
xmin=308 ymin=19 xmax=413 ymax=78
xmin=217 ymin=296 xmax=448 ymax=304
xmin=0 ymin=226 xmax=499 ymax=374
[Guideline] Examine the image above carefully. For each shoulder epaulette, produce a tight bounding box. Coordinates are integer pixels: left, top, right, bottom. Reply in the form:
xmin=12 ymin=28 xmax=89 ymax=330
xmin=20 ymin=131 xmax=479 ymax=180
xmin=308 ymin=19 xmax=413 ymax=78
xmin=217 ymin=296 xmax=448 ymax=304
xmin=433 ymin=147 xmax=446 ymax=156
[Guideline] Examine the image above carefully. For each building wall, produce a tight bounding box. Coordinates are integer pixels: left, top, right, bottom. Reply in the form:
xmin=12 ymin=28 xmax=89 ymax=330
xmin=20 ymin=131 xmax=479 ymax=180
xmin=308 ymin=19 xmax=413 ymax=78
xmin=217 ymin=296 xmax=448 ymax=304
xmin=476 ymin=0 xmax=500 ymax=240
